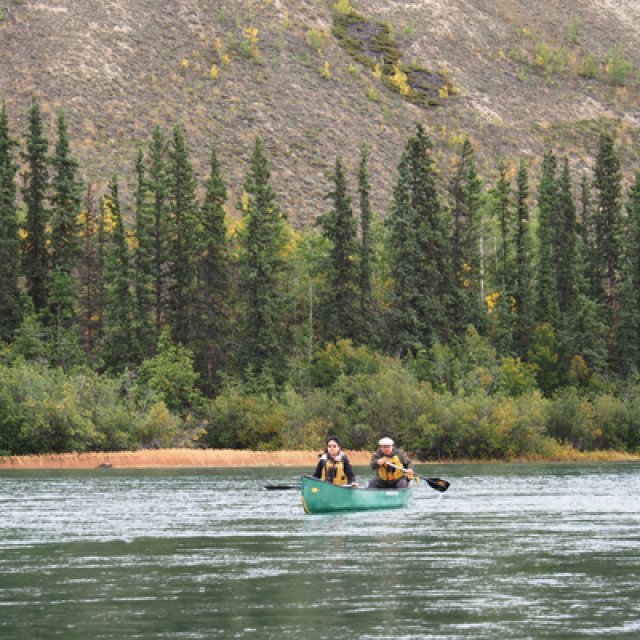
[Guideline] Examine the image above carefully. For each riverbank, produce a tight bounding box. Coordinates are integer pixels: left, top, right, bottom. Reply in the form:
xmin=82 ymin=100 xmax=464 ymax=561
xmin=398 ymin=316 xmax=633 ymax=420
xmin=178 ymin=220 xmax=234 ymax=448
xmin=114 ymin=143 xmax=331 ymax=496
xmin=0 ymin=448 xmax=374 ymax=470
xmin=1 ymin=448 xmax=639 ymax=470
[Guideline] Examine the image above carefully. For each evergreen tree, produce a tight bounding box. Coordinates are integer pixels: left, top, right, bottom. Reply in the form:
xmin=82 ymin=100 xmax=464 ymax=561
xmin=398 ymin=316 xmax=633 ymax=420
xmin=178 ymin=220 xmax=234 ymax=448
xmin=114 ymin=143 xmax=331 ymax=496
xmin=146 ymin=126 xmax=170 ymax=344
xmin=593 ymin=131 xmax=622 ymax=322
xmin=535 ymin=150 xmax=559 ymax=326
xmin=194 ymin=140 xmax=231 ymax=392
xmin=77 ymin=184 xmax=103 ymax=360
xmin=318 ymin=156 xmax=358 ymax=342
xmin=133 ymin=148 xmax=155 ymax=360
xmin=0 ymin=102 xmax=22 ymax=342
xmin=238 ymin=137 xmax=288 ymax=384
xmin=386 ymin=123 xmax=451 ymax=355
xmin=166 ymin=124 xmax=198 ymax=346
xmin=21 ymin=97 xmax=49 ymax=314
xmin=512 ymin=159 xmax=535 ymax=359
xmin=579 ymin=173 xmax=598 ymax=300
xmin=616 ymin=170 xmax=640 ymax=374
xmin=49 ymin=109 xmax=83 ymax=326
xmin=487 ymin=162 xmax=514 ymax=356
xmin=102 ymin=176 xmax=135 ymax=372
xmin=555 ymin=158 xmax=578 ymax=315
xmin=358 ymin=145 xmax=376 ymax=346
xmin=449 ymin=138 xmax=485 ymax=338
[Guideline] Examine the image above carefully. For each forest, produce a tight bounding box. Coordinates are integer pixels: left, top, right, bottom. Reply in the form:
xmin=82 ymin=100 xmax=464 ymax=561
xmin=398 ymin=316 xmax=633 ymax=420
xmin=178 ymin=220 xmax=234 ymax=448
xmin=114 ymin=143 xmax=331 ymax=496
xmin=1 ymin=98 xmax=640 ymax=459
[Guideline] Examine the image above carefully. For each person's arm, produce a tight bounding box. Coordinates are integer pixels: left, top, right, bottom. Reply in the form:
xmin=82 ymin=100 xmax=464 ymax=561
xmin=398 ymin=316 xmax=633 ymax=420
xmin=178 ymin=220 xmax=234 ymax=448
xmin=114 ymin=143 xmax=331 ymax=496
xmin=312 ymin=458 xmax=324 ymax=479
xmin=369 ymin=450 xmax=382 ymax=470
xmin=343 ymin=456 xmax=357 ymax=485
xmin=399 ymin=450 xmax=414 ymax=478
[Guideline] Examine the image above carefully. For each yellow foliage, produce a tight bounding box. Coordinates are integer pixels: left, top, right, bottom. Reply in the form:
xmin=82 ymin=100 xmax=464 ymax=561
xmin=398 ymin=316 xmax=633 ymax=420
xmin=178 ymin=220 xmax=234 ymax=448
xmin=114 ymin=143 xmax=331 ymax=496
xmin=240 ymin=191 xmax=250 ymax=212
xmin=222 ymin=54 xmax=230 ymax=65
xmin=244 ymin=27 xmax=259 ymax=43
xmin=439 ymin=86 xmax=449 ymax=98
xmin=181 ymin=58 xmax=190 ymax=69
xmin=373 ymin=63 xmax=383 ymax=79
xmin=333 ymin=0 xmax=352 ymax=15
xmin=210 ymin=64 xmax=219 ymax=79
xmin=391 ymin=65 xmax=410 ymax=95
xmin=321 ymin=60 xmax=331 ymax=79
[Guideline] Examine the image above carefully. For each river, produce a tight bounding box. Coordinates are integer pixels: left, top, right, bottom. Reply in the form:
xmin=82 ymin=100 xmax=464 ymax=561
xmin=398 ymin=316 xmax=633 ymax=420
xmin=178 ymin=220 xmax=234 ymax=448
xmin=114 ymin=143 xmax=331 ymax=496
xmin=1 ymin=462 xmax=639 ymax=639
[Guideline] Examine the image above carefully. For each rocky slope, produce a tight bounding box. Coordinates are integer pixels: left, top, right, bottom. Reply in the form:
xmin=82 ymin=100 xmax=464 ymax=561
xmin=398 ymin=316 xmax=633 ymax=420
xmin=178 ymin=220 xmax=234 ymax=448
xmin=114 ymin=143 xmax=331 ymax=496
xmin=2 ymin=0 xmax=640 ymax=226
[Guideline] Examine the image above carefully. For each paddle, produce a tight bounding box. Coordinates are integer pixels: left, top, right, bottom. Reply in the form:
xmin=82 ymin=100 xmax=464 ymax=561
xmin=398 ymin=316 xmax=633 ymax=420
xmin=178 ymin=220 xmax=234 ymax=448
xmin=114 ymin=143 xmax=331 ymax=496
xmin=264 ymin=484 xmax=299 ymax=491
xmin=384 ymin=462 xmax=450 ymax=493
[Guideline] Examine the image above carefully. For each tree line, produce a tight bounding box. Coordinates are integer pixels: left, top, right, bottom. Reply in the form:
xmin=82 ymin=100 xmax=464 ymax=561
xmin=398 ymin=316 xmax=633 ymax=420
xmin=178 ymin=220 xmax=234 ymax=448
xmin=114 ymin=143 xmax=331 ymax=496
xmin=1 ymin=98 xmax=640 ymax=457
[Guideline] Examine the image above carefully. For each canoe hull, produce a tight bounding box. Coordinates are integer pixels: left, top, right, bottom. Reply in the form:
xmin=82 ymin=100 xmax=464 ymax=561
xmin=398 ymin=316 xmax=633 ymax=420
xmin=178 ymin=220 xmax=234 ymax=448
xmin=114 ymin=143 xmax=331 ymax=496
xmin=300 ymin=475 xmax=412 ymax=514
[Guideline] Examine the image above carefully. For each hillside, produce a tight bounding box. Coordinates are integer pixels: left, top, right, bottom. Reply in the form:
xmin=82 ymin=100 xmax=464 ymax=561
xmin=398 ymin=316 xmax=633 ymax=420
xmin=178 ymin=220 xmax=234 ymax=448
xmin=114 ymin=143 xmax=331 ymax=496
xmin=2 ymin=0 xmax=640 ymax=226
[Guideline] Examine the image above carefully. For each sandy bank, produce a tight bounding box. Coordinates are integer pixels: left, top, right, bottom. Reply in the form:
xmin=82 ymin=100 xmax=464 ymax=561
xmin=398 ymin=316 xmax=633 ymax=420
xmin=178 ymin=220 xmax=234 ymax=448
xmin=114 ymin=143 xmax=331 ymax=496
xmin=0 ymin=448 xmax=374 ymax=470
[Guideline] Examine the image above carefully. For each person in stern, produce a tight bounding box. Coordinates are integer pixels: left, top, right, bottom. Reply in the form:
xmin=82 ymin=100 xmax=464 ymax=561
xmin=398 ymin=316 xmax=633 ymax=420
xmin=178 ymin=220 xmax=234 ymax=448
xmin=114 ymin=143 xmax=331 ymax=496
xmin=368 ymin=436 xmax=414 ymax=489
xmin=313 ymin=436 xmax=358 ymax=487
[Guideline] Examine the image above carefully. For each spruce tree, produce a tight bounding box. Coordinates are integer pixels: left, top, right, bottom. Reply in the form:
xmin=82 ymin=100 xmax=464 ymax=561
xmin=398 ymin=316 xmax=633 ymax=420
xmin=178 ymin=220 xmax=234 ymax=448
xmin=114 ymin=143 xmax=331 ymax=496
xmin=21 ymin=97 xmax=49 ymax=314
xmin=0 ymin=102 xmax=22 ymax=342
xmin=491 ymin=161 xmax=513 ymax=355
xmin=616 ymin=170 xmax=640 ymax=374
xmin=555 ymin=158 xmax=578 ymax=316
xmin=449 ymin=138 xmax=485 ymax=337
xmin=49 ymin=109 xmax=83 ymax=327
xmin=166 ymin=124 xmax=198 ymax=346
xmin=386 ymin=123 xmax=451 ymax=355
xmin=146 ymin=126 xmax=169 ymax=344
xmin=358 ymin=145 xmax=376 ymax=346
xmin=194 ymin=140 xmax=231 ymax=392
xmin=535 ymin=150 xmax=559 ymax=327
xmin=238 ymin=137 xmax=288 ymax=384
xmin=77 ymin=184 xmax=103 ymax=360
xmin=318 ymin=156 xmax=358 ymax=343
xmin=512 ymin=159 xmax=535 ymax=359
xmin=133 ymin=148 xmax=155 ymax=359
xmin=593 ymin=131 xmax=622 ymax=321
xmin=102 ymin=176 xmax=135 ymax=372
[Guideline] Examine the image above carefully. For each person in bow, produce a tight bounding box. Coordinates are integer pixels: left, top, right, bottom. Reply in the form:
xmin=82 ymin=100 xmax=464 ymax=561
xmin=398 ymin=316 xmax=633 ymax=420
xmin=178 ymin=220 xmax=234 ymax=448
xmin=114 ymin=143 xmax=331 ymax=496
xmin=313 ymin=436 xmax=358 ymax=486
xmin=368 ymin=436 xmax=414 ymax=488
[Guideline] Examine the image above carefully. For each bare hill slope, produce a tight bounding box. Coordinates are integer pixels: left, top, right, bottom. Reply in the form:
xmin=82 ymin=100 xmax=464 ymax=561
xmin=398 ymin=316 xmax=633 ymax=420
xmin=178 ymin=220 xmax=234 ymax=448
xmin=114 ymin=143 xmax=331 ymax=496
xmin=2 ymin=0 xmax=640 ymax=224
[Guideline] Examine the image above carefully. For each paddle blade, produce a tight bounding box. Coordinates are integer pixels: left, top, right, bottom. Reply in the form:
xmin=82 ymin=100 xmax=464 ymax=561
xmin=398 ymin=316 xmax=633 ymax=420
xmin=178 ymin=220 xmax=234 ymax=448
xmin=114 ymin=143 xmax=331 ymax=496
xmin=426 ymin=477 xmax=450 ymax=493
xmin=264 ymin=484 xmax=299 ymax=491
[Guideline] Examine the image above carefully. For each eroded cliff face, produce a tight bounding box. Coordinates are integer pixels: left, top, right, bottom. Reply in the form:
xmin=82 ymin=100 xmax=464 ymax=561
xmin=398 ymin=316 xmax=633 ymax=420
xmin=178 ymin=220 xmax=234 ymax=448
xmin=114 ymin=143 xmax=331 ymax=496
xmin=2 ymin=0 xmax=640 ymax=224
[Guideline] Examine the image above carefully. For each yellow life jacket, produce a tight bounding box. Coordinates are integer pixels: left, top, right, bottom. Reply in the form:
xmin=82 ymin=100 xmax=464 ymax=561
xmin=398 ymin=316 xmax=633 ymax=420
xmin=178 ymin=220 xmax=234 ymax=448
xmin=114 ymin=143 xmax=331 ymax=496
xmin=377 ymin=453 xmax=406 ymax=482
xmin=320 ymin=454 xmax=348 ymax=485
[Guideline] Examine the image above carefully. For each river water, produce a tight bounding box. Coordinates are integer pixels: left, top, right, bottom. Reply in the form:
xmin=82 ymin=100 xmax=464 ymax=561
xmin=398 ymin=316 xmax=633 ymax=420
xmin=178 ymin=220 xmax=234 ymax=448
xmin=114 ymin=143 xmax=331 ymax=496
xmin=1 ymin=462 xmax=639 ymax=639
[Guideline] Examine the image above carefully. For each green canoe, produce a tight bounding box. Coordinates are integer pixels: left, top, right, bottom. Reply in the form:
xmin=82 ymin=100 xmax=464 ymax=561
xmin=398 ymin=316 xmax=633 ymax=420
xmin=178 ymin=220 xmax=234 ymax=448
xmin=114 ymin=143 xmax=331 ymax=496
xmin=300 ymin=475 xmax=412 ymax=514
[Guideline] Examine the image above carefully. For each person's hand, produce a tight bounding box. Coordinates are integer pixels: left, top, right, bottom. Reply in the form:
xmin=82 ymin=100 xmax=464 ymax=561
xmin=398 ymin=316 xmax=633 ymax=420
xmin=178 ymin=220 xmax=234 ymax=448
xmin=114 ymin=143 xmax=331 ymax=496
xmin=377 ymin=458 xmax=386 ymax=466
xmin=351 ymin=481 xmax=359 ymax=488
xmin=406 ymin=469 xmax=414 ymax=479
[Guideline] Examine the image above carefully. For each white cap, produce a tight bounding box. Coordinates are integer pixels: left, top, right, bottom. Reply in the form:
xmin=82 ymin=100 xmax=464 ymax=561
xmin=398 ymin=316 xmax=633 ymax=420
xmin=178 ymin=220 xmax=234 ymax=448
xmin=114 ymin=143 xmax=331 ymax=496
xmin=378 ymin=437 xmax=394 ymax=446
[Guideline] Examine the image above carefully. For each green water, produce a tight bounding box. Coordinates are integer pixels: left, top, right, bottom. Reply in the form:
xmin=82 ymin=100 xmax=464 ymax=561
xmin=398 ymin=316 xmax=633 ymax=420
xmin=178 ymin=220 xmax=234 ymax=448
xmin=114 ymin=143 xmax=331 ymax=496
xmin=1 ymin=462 xmax=639 ymax=639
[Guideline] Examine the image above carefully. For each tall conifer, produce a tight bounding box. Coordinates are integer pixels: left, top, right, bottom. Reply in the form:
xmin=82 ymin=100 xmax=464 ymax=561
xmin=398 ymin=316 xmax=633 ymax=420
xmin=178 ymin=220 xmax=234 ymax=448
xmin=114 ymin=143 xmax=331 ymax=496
xmin=535 ymin=150 xmax=559 ymax=326
xmin=133 ymin=148 xmax=155 ymax=360
xmin=386 ymin=123 xmax=451 ymax=355
xmin=147 ymin=126 xmax=169 ymax=344
xmin=0 ymin=102 xmax=22 ymax=341
xmin=166 ymin=124 xmax=198 ymax=346
xmin=593 ymin=132 xmax=622 ymax=320
xmin=49 ymin=109 xmax=83 ymax=327
xmin=513 ymin=159 xmax=535 ymax=359
xmin=318 ymin=156 xmax=358 ymax=342
xmin=102 ymin=176 xmax=135 ymax=371
xmin=194 ymin=140 xmax=231 ymax=392
xmin=358 ymin=145 xmax=375 ymax=346
xmin=238 ymin=137 xmax=288 ymax=384
xmin=21 ymin=97 xmax=49 ymax=313
xmin=449 ymin=138 xmax=484 ymax=337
